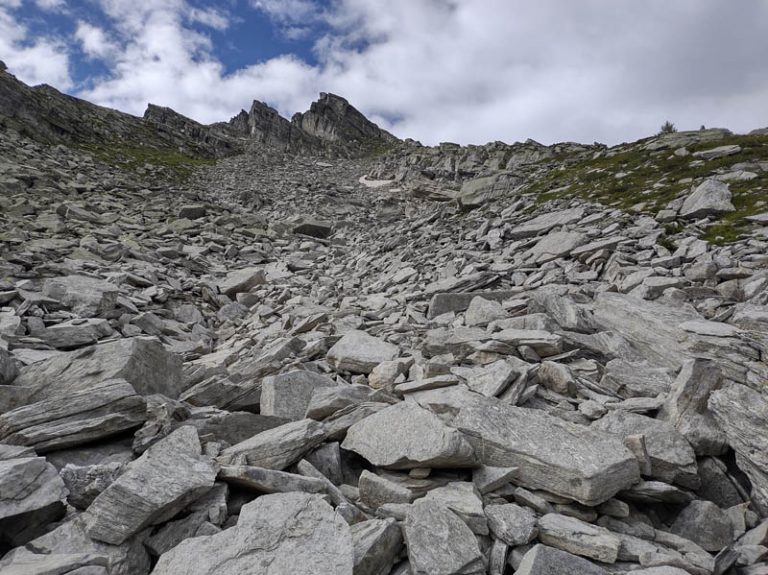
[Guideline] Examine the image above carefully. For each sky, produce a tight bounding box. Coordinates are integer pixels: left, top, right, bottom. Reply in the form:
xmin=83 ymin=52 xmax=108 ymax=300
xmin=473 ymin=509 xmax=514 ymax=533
xmin=1 ymin=0 xmax=767 ymax=146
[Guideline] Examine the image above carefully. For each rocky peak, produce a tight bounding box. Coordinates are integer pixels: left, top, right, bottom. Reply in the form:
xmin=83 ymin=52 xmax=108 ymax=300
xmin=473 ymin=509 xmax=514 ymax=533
xmin=291 ymin=92 xmax=396 ymax=144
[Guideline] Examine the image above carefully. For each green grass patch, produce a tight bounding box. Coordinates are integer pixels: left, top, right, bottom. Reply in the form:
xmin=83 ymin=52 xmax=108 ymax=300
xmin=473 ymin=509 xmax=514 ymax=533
xmin=524 ymin=132 xmax=768 ymax=244
xmin=78 ymin=143 xmax=215 ymax=184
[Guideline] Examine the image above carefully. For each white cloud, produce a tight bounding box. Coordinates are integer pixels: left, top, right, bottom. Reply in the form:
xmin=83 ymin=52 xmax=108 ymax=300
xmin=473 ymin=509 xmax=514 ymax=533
xmin=75 ymin=21 xmax=118 ymax=59
xmin=35 ymin=0 xmax=65 ymax=11
xmin=0 ymin=4 xmax=71 ymax=88
xmin=250 ymin=0 xmax=320 ymax=24
xmin=188 ymin=7 xmax=229 ymax=31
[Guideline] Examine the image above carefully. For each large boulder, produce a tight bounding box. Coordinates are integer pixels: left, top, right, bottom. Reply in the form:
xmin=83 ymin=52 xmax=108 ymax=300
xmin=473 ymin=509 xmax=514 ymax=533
xmin=260 ymin=370 xmax=339 ymax=420
xmin=679 ymin=179 xmax=735 ymax=219
xmin=326 ymin=330 xmax=399 ymax=374
xmin=14 ymin=338 xmax=183 ymax=401
xmin=42 ymin=275 xmax=118 ymax=316
xmin=404 ymin=500 xmax=485 ymax=575
xmin=84 ymin=426 xmax=217 ymax=545
xmin=453 ymin=401 xmax=640 ymax=505
xmin=516 ymin=544 xmax=608 ymax=575
xmin=152 ymin=492 xmax=353 ymax=575
xmin=342 ymin=402 xmax=477 ymax=469
xmin=0 ymin=379 xmax=146 ymax=453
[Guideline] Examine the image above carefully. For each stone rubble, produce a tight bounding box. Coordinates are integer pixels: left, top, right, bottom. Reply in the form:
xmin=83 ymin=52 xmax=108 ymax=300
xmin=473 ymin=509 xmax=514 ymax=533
xmin=2 ymin=66 xmax=768 ymax=574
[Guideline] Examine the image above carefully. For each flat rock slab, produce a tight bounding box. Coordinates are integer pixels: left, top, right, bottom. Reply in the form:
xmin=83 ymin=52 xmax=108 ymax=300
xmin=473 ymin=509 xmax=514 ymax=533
xmin=591 ymin=410 xmax=698 ymax=489
xmin=342 ymin=402 xmax=477 ymax=469
xmin=351 ymin=518 xmax=403 ymax=575
xmin=0 ymin=378 xmax=146 ymax=453
xmin=525 ymin=231 xmax=586 ymax=263
xmin=326 ymin=330 xmax=399 ymax=374
xmin=218 ymin=418 xmax=327 ymax=469
xmin=218 ymin=464 xmax=328 ymax=495
xmin=709 ymin=383 xmax=768 ymax=514
xmin=260 ymin=369 xmax=338 ymax=420
xmin=516 ymin=544 xmax=608 ymax=575
xmin=217 ymin=267 xmax=267 ymax=297
xmin=507 ymin=207 xmax=585 ymax=240
xmin=0 ymin=456 xmax=67 ymax=547
xmin=427 ymin=290 xmax=518 ymax=319
xmin=485 ymin=503 xmax=538 ymax=546
xmin=39 ymin=318 xmax=114 ymax=350
xmin=42 ymin=275 xmax=118 ymax=316
xmin=453 ymin=401 xmax=640 ymax=505
xmin=404 ymin=500 xmax=485 ymax=575
xmin=84 ymin=426 xmax=217 ymax=545
xmin=680 ymin=179 xmax=735 ymax=219
xmin=152 ymin=492 xmax=353 ymax=575
xmin=15 ymin=337 xmax=183 ymax=401
xmin=538 ymin=513 xmax=621 ymax=563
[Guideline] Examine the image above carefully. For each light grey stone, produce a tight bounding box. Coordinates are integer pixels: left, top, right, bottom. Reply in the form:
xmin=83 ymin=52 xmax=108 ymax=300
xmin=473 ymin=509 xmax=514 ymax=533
xmin=472 ymin=465 xmax=518 ymax=494
xmin=218 ymin=418 xmax=327 ymax=469
xmin=60 ymin=461 xmax=123 ymax=509
xmin=525 ymin=231 xmax=586 ymax=263
xmin=358 ymin=470 xmax=414 ymax=509
xmin=327 ymin=330 xmax=399 ymax=374
xmin=342 ymin=402 xmax=477 ymax=469
xmin=84 ymin=426 xmax=217 ymax=545
xmin=453 ymin=401 xmax=640 ymax=505
xmin=538 ymin=513 xmax=621 ymax=563
xmin=404 ymin=500 xmax=485 ymax=575
xmin=0 ymin=346 xmax=18 ymax=385
xmin=218 ymin=464 xmax=328 ymax=495
xmin=422 ymin=482 xmax=487 ymax=535
xmin=464 ymin=296 xmax=507 ymax=327
xmin=591 ymin=410 xmax=698 ymax=489
xmin=351 ymin=518 xmax=403 ymax=575
xmin=0 ymin=379 xmax=146 ymax=452
xmin=14 ymin=337 xmax=183 ymax=401
xmin=709 ymin=383 xmax=768 ymax=515
xmin=485 ymin=503 xmax=538 ymax=545
xmin=217 ymin=267 xmax=266 ymax=297
xmin=680 ymin=179 xmax=735 ymax=219
xmin=515 ymin=544 xmax=608 ymax=575
xmin=40 ymin=318 xmax=114 ymax=350
xmin=507 ymin=207 xmax=585 ymax=240
xmin=260 ymin=369 xmax=338 ymax=420
xmin=42 ymin=275 xmax=118 ymax=316
xmin=670 ymin=500 xmax=734 ymax=552
xmin=152 ymin=492 xmax=353 ymax=575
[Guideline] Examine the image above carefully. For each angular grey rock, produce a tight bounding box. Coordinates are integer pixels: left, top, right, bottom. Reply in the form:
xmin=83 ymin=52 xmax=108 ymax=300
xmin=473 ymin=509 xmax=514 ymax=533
xmin=0 ymin=553 xmax=109 ymax=575
xmin=152 ymin=492 xmax=353 ymax=575
xmin=600 ymin=359 xmax=673 ymax=399
xmin=39 ymin=317 xmax=114 ymax=350
xmin=658 ymin=357 xmax=726 ymax=455
xmin=359 ymin=470 xmax=414 ymax=509
xmin=217 ymin=464 xmax=328 ymax=495
xmin=591 ymin=410 xmax=698 ymax=489
xmin=260 ymin=369 xmax=338 ymax=420
xmin=404 ymin=499 xmax=485 ymax=575
xmin=507 ymin=207 xmax=585 ymax=240
xmin=217 ymin=266 xmax=266 ymax=297
xmin=525 ymin=231 xmax=586 ymax=263
xmin=178 ymin=204 xmax=207 ymax=219
xmin=84 ymin=426 xmax=217 ymax=545
xmin=422 ymin=482 xmax=488 ymax=535
xmin=537 ymin=513 xmax=621 ymax=563
xmin=453 ymin=402 xmax=640 ymax=505
xmin=0 ymin=346 xmax=18 ymax=385
xmin=427 ymin=290 xmax=518 ymax=319
xmin=15 ymin=337 xmax=183 ymax=401
xmin=60 ymin=461 xmax=123 ymax=509
xmin=485 ymin=503 xmax=538 ymax=545
xmin=42 ymin=275 xmax=118 ymax=316
xmin=709 ymin=383 xmax=768 ymax=514
xmin=670 ymin=500 xmax=734 ymax=552
xmin=515 ymin=544 xmax=608 ymax=575
xmin=692 ymin=144 xmax=741 ymax=160
xmin=0 ymin=379 xmax=146 ymax=452
xmin=305 ymin=383 xmax=372 ymax=420
xmin=472 ymin=465 xmax=518 ymax=494
xmin=217 ymin=418 xmax=327 ymax=469
xmin=342 ymin=402 xmax=477 ymax=469
xmin=464 ymin=296 xmax=507 ymax=327
xmin=679 ymin=179 xmax=735 ymax=219
xmin=293 ymin=218 xmax=333 ymax=239
xmin=0 ymin=456 xmax=67 ymax=548
xmin=351 ymin=518 xmax=403 ymax=575
xmin=326 ymin=330 xmax=399 ymax=374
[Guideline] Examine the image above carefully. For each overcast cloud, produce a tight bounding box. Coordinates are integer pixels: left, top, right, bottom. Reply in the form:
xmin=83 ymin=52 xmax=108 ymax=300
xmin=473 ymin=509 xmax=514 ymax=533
xmin=1 ymin=0 xmax=767 ymax=145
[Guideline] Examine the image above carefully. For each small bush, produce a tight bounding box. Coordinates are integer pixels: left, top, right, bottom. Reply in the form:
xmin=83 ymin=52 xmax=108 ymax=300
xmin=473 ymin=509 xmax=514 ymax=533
xmin=658 ymin=121 xmax=677 ymax=135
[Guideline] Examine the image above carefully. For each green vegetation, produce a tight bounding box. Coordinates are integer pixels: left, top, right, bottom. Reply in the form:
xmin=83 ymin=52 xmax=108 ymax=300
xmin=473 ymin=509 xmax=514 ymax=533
xmin=78 ymin=142 xmax=215 ymax=184
xmin=658 ymin=121 xmax=677 ymax=135
xmin=524 ymin=132 xmax=768 ymax=245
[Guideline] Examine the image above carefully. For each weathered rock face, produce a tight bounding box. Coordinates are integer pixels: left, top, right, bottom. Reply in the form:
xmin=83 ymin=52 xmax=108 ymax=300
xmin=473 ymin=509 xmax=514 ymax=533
xmin=453 ymin=402 xmax=640 ymax=505
xmin=152 ymin=492 xmax=354 ymax=575
xmin=326 ymin=330 xmax=400 ymax=374
xmin=679 ymin=179 xmax=735 ymax=219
